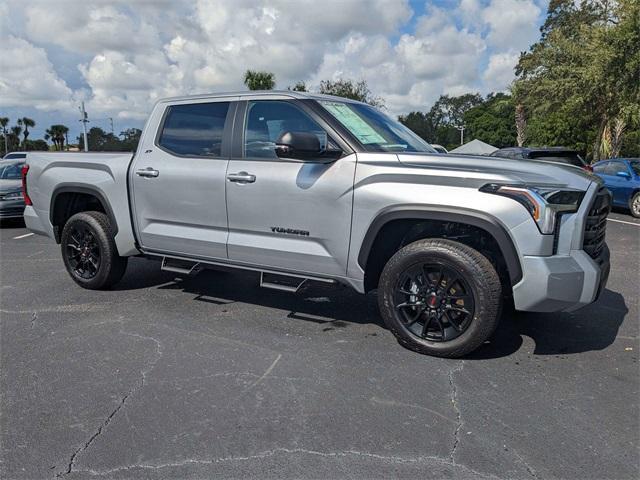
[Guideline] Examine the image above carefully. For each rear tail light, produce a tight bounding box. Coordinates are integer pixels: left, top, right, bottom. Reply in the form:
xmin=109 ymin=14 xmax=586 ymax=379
xmin=21 ymin=164 xmax=32 ymax=206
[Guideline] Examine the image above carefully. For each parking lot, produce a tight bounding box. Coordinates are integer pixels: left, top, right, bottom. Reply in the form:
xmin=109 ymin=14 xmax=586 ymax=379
xmin=1 ymin=211 xmax=638 ymax=479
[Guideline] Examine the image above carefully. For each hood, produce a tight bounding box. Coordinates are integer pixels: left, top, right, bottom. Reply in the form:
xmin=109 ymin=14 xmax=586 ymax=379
xmin=0 ymin=179 xmax=22 ymax=193
xmin=397 ymin=153 xmax=598 ymax=191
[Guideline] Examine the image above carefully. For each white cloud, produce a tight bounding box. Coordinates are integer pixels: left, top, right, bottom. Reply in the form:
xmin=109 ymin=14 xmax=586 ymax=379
xmin=482 ymin=51 xmax=521 ymax=89
xmin=482 ymin=0 xmax=542 ymax=51
xmin=1 ymin=0 xmax=546 ymax=123
xmin=0 ymin=36 xmax=74 ymax=110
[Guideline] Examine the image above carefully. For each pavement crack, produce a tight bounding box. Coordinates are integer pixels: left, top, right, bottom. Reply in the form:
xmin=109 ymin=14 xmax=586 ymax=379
xmin=448 ymin=360 xmax=465 ymax=465
xmin=30 ymin=311 xmax=37 ymax=329
xmin=70 ymin=447 xmax=500 ymax=478
xmin=55 ymin=330 xmax=163 ymax=478
xmin=241 ymin=353 xmax=282 ymax=395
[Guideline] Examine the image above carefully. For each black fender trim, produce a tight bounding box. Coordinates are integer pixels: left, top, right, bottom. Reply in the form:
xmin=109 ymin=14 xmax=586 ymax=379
xmin=358 ymin=207 xmax=523 ymax=285
xmin=50 ymin=185 xmax=119 ymax=241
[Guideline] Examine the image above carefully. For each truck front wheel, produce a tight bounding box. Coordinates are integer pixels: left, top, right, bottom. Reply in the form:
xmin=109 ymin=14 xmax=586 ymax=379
xmin=61 ymin=211 xmax=128 ymax=290
xmin=378 ymin=238 xmax=502 ymax=358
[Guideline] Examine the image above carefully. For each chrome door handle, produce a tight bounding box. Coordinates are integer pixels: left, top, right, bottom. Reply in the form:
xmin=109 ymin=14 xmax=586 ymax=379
xmin=227 ymin=172 xmax=256 ymax=183
xmin=136 ymin=167 xmax=159 ymax=178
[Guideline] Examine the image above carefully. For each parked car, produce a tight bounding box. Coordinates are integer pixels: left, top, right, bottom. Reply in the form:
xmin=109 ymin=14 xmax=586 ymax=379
xmin=491 ymin=147 xmax=592 ymax=172
xmin=592 ymin=158 xmax=640 ymax=217
xmin=0 ymin=159 xmax=26 ymax=219
xmin=21 ymin=91 xmax=610 ymax=357
xmin=3 ymin=152 xmax=27 ymax=160
xmin=431 ymin=144 xmax=448 ymax=154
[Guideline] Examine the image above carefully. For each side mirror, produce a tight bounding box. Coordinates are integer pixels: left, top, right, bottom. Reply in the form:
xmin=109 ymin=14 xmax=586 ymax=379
xmin=275 ymin=131 xmax=342 ymax=161
xmin=616 ymin=171 xmax=631 ymax=179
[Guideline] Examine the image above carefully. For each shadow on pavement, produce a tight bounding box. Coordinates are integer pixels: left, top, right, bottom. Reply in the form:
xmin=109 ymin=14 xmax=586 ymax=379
xmin=0 ymin=218 xmax=26 ymax=229
xmin=469 ymin=288 xmax=628 ymax=359
xmin=116 ymin=259 xmax=628 ymax=359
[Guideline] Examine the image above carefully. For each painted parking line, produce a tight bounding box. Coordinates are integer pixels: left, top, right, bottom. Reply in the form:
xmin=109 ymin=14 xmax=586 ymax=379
xmin=608 ymin=218 xmax=640 ymax=227
xmin=13 ymin=233 xmax=34 ymax=239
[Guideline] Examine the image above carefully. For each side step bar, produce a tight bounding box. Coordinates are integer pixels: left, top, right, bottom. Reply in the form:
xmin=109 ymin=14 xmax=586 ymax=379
xmin=156 ymin=253 xmax=336 ymax=292
xmin=161 ymin=257 xmax=202 ymax=275
xmin=260 ymin=272 xmax=308 ymax=293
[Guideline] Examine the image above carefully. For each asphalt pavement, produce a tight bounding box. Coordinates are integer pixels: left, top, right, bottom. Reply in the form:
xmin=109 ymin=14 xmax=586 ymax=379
xmin=1 ymin=211 xmax=638 ymax=479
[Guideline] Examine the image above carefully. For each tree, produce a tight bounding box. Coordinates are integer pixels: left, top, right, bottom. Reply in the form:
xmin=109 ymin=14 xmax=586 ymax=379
xmin=24 ymin=139 xmax=49 ymax=151
xmin=288 ymin=81 xmax=308 ymax=92
xmin=119 ymin=128 xmax=142 ymax=151
xmin=398 ymin=112 xmax=435 ymax=142
xmin=0 ymin=117 xmax=8 ymax=154
xmin=463 ymin=93 xmax=516 ymax=149
xmin=514 ymin=0 xmax=639 ymax=160
xmin=318 ymin=79 xmax=385 ymax=107
xmin=243 ymin=70 xmax=276 ymax=90
xmin=45 ymin=125 xmax=69 ymax=151
xmin=515 ymin=104 xmax=527 ymax=147
xmin=17 ymin=117 xmax=35 ymax=149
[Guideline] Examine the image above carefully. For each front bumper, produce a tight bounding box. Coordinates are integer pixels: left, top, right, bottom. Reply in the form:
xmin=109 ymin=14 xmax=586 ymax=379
xmin=512 ymin=244 xmax=610 ymax=312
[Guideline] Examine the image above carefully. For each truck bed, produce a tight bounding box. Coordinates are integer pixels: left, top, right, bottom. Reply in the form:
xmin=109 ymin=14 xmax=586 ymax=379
xmin=23 ymin=152 xmax=139 ymax=256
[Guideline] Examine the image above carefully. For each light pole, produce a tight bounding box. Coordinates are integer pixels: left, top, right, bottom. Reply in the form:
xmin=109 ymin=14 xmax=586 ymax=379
xmin=79 ymin=102 xmax=89 ymax=152
xmin=456 ymin=125 xmax=465 ymax=146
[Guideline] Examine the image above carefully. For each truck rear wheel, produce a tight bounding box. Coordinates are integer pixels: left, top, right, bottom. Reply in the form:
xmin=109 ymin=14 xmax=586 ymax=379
xmin=61 ymin=211 xmax=127 ymax=290
xmin=378 ymin=238 xmax=501 ymax=358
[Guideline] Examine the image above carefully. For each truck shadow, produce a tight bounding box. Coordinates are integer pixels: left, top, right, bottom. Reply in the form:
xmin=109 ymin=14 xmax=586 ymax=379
xmin=467 ymin=289 xmax=628 ymax=359
xmin=118 ymin=259 xmax=628 ymax=359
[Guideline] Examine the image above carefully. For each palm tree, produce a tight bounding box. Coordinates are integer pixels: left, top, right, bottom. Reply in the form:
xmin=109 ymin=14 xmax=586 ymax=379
xmin=46 ymin=124 xmax=69 ymax=151
xmin=0 ymin=117 xmax=9 ymax=155
xmin=18 ymin=117 xmax=35 ymax=150
xmin=9 ymin=125 xmax=21 ymax=152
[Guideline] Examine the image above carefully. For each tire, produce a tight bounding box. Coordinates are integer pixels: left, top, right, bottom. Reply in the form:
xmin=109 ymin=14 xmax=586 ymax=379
xmin=61 ymin=211 xmax=128 ymax=290
xmin=630 ymin=192 xmax=640 ymax=218
xmin=378 ymin=238 xmax=502 ymax=358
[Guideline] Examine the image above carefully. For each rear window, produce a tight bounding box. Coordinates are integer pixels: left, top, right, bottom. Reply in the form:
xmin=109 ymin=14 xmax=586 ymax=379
xmin=158 ymin=102 xmax=230 ymax=157
xmin=0 ymin=161 xmax=24 ymax=179
xmin=529 ymin=152 xmax=585 ymax=167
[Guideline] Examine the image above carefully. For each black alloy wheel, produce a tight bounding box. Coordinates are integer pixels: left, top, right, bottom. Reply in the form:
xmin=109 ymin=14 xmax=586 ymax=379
xmin=378 ymin=238 xmax=502 ymax=358
xmin=65 ymin=223 xmax=101 ymax=279
xmin=393 ymin=262 xmax=474 ymax=342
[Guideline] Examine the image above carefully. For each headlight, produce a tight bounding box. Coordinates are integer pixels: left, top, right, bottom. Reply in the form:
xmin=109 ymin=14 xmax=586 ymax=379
xmin=1 ymin=191 xmax=23 ymax=200
xmin=480 ymin=183 xmax=585 ymax=234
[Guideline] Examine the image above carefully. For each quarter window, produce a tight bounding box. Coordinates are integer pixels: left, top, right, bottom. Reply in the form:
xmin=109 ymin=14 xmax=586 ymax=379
xmin=244 ymin=101 xmax=327 ymax=159
xmin=593 ymin=162 xmax=608 ymax=173
xmin=158 ymin=102 xmax=230 ymax=157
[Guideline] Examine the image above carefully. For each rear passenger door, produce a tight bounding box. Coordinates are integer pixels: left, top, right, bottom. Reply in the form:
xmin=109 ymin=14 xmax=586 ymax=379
xmin=224 ymin=99 xmax=356 ymax=276
xmin=130 ymin=99 xmax=235 ymax=259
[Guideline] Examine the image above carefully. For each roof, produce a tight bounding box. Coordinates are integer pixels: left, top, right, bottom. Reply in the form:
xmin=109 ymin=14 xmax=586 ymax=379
xmin=449 ymin=139 xmax=497 ymax=155
xmin=158 ymin=90 xmax=367 ymax=105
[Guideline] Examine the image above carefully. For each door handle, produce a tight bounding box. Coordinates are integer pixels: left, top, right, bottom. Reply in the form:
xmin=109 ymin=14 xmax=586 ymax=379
xmin=136 ymin=167 xmax=159 ymax=178
xmin=227 ymin=172 xmax=256 ymax=183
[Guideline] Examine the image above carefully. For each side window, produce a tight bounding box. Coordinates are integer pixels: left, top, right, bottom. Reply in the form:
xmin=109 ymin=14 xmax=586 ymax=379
xmin=593 ymin=162 xmax=609 ymax=173
xmin=158 ymin=102 xmax=230 ymax=157
xmin=608 ymin=162 xmax=629 ymax=175
xmin=244 ymin=101 xmax=327 ymax=159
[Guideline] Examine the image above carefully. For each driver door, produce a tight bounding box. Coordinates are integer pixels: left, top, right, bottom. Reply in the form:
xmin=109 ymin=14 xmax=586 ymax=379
xmin=225 ymin=99 xmax=356 ymax=276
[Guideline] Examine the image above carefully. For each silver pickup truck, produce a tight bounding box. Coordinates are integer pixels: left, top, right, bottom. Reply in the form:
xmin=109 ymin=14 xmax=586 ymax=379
xmin=22 ymin=91 xmax=611 ymax=357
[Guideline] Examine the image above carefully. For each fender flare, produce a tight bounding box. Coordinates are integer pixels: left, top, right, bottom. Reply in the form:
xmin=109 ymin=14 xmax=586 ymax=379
xmin=50 ymin=184 xmax=119 ymax=240
xmin=357 ymin=206 xmax=523 ymax=285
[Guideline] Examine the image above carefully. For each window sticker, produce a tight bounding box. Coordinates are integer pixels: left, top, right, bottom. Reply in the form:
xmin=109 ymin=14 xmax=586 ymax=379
xmin=322 ymin=102 xmax=386 ymax=144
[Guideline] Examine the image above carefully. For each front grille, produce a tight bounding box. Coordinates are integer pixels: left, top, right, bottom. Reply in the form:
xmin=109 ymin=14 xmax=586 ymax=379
xmin=582 ymin=188 xmax=611 ymax=262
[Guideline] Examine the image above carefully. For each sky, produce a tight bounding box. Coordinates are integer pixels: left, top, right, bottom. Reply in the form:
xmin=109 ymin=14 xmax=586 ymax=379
xmin=0 ymin=0 xmax=549 ymax=144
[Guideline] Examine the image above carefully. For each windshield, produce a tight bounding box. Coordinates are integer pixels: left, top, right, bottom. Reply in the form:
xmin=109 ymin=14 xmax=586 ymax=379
xmin=630 ymin=160 xmax=640 ymax=176
xmin=318 ymin=100 xmax=436 ymax=153
xmin=0 ymin=162 xmax=24 ymax=179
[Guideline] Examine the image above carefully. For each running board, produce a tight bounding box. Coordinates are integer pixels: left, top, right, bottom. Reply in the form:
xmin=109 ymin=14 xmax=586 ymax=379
xmin=161 ymin=257 xmax=201 ymax=275
xmin=260 ymin=272 xmax=307 ymax=293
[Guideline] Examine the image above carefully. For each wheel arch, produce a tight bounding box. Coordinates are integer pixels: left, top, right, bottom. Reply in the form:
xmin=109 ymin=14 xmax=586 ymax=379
xmin=358 ymin=207 xmax=523 ymax=292
xmin=50 ymin=185 xmax=118 ymax=243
